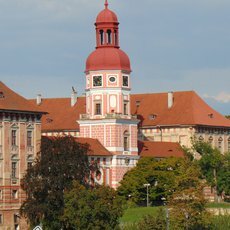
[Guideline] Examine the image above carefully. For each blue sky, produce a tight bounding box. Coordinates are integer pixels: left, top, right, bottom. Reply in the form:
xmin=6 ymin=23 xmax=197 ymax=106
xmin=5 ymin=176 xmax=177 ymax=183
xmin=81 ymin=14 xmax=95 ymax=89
xmin=0 ymin=0 xmax=230 ymax=115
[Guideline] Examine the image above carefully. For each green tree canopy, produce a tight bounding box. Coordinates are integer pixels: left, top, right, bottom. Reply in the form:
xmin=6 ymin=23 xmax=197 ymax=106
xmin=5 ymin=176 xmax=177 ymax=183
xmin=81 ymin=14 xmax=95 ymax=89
xmin=118 ymin=157 xmax=202 ymax=206
xmin=21 ymin=136 xmax=91 ymax=229
xmin=62 ymin=181 xmax=124 ymax=230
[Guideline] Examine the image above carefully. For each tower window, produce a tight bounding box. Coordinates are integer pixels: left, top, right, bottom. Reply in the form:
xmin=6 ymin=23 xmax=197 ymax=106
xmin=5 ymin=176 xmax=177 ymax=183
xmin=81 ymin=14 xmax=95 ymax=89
xmin=107 ymin=29 xmax=112 ymax=44
xmin=123 ymin=131 xmax=130 ymax=152
xmin=114 ymin=30 xmax=118 ymax=46
xmin=95 ymin=103 xmax=102 ymax=115
xmin=93 ymin=76 xmax=102 ymax=87
xmin=123 ymin=76 xmax=129 ymax=87
xmin=99 ymin=30 xmax=104 ymax=45
xmin=124 ymin=102 xmax=128 ymax=115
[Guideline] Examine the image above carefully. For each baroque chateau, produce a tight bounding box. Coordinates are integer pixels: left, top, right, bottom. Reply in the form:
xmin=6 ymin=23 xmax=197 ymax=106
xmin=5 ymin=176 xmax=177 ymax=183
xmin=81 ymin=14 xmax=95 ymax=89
xmin=0 ymin=1 xmax=230 ymax=229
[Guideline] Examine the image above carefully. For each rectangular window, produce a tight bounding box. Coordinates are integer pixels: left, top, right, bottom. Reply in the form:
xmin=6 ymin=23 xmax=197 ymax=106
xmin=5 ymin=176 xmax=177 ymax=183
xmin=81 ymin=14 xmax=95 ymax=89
xmin=0 ymin=190 xmax=2 ymax=199
xmin=12 ymin=162 xmax=17 ymax=178
xmin=27 ymin=131 xmax=32 ymax=147
xmin=228 ymin=142 xmax=230 ymax=152
xmin=124 ymin=103 xmax=128 ymax=115
xmin=12 ymin=190 xmax=18 ymax=199
xmin=123 ymin=76 xmax=129 ymax=87
xmin=11 ymin=130 xmax=17 ymax=146
xmin=124 ymin=136 xmax=129 ymax=151
xmin=0 ymin=214 xmax=2 ymax=224
xmin=95 ymin=103 xmax=101 ymax=115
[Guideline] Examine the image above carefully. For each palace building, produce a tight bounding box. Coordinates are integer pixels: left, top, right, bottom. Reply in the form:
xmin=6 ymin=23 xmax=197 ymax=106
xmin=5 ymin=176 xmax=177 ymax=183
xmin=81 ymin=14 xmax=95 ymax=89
xmin=0 ymin=1 xmax=230 ymax=229
xmin=0 ymin=82 xmax=44 ymax=229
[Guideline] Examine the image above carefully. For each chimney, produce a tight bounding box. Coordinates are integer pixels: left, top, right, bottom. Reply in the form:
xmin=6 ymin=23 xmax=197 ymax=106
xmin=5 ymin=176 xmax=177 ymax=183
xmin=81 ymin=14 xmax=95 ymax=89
xmin=168 ymin=92 xmax=174 ymax=109
xmin=36 ymin=94 xmax=42 ymax=105
xmin=71 ymin=87 xmax=77 ymax=107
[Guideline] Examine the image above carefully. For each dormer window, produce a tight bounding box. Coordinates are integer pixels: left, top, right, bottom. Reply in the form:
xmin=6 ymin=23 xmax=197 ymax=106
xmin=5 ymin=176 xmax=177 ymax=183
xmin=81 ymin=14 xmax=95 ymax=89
xmin=208 ymin=113 xmax=214 ymax=119
xmin=0 ymin=92 xmax=4 ymax=98
xmin=149 ymin=114 xmax=157 ymax=120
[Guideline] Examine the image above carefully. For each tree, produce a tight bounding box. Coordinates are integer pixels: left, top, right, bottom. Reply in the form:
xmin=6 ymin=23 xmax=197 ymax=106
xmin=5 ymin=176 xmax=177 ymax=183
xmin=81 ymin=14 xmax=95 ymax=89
xmin=21 ymin=136 xmax=91 ymax=229
xmin=137 ymin=208 xmax=167 ymax=230
xmin=217 ymin=153 xmax=230 ymax=200
xmin=168 ymin=186 xmax=211 ymax=230
xmin=118 ymin=156 xmax=201 ymax=206
xmin=62 ymin=181 xmax=124 ymax=230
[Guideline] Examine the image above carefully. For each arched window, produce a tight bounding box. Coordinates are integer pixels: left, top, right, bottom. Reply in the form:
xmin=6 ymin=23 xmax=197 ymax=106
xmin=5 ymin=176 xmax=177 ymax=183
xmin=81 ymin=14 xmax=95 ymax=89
xmin=123 ymin=131 xmax=130 ymax=152
xmin=99 ymin=30 xmax=104 ymax=45
xmin=107 ymin=29 xmax=112 ymax=44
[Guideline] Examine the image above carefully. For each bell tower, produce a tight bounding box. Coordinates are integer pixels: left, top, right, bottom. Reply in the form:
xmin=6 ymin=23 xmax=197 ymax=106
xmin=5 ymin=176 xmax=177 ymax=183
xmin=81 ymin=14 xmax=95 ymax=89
xmin=78 ymin=1 xmax=139 ymax=188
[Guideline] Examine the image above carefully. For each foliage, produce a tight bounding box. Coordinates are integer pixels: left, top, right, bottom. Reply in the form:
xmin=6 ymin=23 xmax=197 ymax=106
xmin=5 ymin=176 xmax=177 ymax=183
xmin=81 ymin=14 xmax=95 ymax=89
xmin=192 ymin=140 xmax=230 ymax=198
xmin=21 ymin=136 xmax=91 ymax=229
xmin=168 ymin=186 xmax=211 ymax=230
xmin=193 ymin=140 xmax=223 ymax=187
xmin=118 ymin=157 xmax=202 ymax=206
xmin=216 ymin=153 xmax=230 ymax=197
xmin=137 ymin=207 xmax=167 ymax=230
xmin=62 ymin=181 xmax=124 ymax=230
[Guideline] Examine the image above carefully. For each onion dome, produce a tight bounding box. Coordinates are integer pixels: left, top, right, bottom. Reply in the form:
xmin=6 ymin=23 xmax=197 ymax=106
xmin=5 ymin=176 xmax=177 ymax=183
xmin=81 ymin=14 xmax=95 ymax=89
xmin=85 ymin=1 xmax=131 ymax=73
xmin=86 ymin=47 xmax=131 ymax=72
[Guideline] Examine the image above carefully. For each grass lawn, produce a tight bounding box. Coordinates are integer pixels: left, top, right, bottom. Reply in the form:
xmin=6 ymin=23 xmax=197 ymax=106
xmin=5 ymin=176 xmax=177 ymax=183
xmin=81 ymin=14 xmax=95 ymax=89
xmin=120 ymin=206 xmax=161 ymax=224
xmin=206 ymin=202 xmax=230 ymax=209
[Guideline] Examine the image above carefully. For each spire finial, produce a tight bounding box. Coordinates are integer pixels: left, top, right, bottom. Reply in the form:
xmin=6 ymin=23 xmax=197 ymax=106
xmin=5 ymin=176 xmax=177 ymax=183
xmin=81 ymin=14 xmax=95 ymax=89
xmin=105 ymin=0 xmax=108 ymax=9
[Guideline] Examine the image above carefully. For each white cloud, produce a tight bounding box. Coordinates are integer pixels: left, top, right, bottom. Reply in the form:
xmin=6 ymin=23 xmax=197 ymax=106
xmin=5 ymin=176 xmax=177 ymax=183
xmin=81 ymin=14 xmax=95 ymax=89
xmin=204 ymin=92 xmax=230 ymax=103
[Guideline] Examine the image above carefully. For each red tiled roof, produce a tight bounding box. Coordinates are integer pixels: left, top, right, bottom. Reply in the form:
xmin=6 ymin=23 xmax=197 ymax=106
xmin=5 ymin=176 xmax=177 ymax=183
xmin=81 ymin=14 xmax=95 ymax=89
xmin=43 ymin=136 xmax=112 ymax=156
xmin=75 ymin=137 xmax=112 ymax=156
xmin=139 ymin=141 xmax=184 ymax=158
xmin=0 ymin=81 xmax=44 ymax=113
xmin=131 ymin=91 xmax=230 ymax=128
xmin=30 ymin=91 xmax=230 ymax=132
xmin=30 ymin=97 xmax=86 ymax=132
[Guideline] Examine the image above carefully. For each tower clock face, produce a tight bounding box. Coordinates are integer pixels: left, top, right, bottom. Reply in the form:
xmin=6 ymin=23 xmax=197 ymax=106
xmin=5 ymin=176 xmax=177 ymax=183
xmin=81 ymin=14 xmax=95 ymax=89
xmin=93 ymin=76 xmax=102 ymax=87
xmin=123 ymin=76 xmax=129 ymax=87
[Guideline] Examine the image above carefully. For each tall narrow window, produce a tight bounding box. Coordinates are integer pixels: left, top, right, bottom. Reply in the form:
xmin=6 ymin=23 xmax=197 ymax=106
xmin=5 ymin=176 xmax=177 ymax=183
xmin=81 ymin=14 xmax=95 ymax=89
xmin=100 ymin=30 xmax=104 ymax=45
xmin=114 ymin=30 xmax=118 ymax=46
xmin=11 ymin=130 xmax=17 ymax=146
xmin=0 ymin=214 xmax=2 ymax=224
xmin=107 ymin=29 xmax=112 ymax=44
xmin=11 ymin=162 xmax=17 ymax=178
xmin=228 ymin=141 xmax=230 ymax=152
xmin=27 ymin=131 xmax=32 ymax=147
xmin=124 ymin=102 xmax=128 ymax=115
xmin=123 ymin=131 xmax=130 ymax=152
xmin=95 ymin=103 xmax=101 ymax=115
